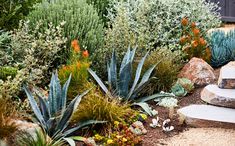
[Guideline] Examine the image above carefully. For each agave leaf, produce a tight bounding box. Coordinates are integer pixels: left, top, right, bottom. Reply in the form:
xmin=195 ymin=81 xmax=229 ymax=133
xmin=107 ymin=62 xmax=111 ymax=84
xmin=129 ymin=46 xmax=137 ymax=62
xmin=49 ymin=73 xmax=55 ymax=116
xmin=88 ymin=68 xmax=111 ymax=97
xmin=127 ymin=52 xmax=149 ymax=100
xmin=46 ymin=117 xmax=58 ymax=137
xmin=110 ymin=50 xmax=117 ymax=89
xmin=61 ymin=74 xmax=72 ymax=113
xmin=23 ymin=85 xmax=46 ymax=129
xmin=120 ymin=46 xmax=131 ymax=73
xmin=137 ymin=93 xmax=175 ymax=103
xmin=63 ymin=138 xmax=76 ymax=146
xmin=49 ymin=73 xmax=58 ymax=116
xmin=55 ymin=71 xmax=62 ymax=112
xmin=68 ymin=136 xmax=86 ymax=142
xmin=56 ymin=90 xmax=89 ymax=133
xmin=137 ymin=64 xmax=157 ymax=89
xmin=119 ymin=62 xmax=132 ymax=98
xmin=132 ymin=102 xmax=153 ymax=116
xmin=63 ymin=120 xmax=106 ymax=137
xmin=37 ymin=93 xmax=50 ymax=121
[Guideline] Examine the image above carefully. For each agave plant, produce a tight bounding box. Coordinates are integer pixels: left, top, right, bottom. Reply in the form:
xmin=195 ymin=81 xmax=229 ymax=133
xmin=89 ymin=47 xmax=159 ymax=101
xmin=23 ymin=72 xmax=105 ymax=139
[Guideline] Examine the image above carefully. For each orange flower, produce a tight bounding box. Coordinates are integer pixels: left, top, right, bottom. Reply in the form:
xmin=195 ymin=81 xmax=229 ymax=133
xmin=181 ymin=18 xmax=188 ymax=26
xmin=82 ymin=50 xmax=89 ymax=58
xmin=76 ymin=62 xmax=81 ymax=68
xmin=191 ymin=22 xmax=196 ymax=29
xmin=192 ymin=40 xmax=198 ymax=48
xmin=199 ymin=38 xmax=206 ymax=46
xmin=192 ymin=28 xmax=200 ymax=36
xmin=71 ymin=39 xmax=80 ymax=53
xmin=180 ymin=37 xmax=187 ymax=45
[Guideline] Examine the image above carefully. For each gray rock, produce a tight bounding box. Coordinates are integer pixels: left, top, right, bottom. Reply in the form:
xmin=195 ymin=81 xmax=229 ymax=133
xmin=201 ymin=84 xmax=235 ymax=108
xmin=129 ymin=121 xmax=147 ymax=135
xmin=218 ymin=61 xmax=235 ymax=89
xmin=178 ymin=105 xmax=235 ymax=127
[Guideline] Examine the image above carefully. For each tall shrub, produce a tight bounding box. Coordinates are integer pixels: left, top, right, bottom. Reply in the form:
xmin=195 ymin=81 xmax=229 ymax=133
xmin=0 ymin=0 xmax=41 ymax=30
xmin=27 ymin=0 xmax=104 ymax=56
xmin=93 ymin=0 xmax=221 ymax=75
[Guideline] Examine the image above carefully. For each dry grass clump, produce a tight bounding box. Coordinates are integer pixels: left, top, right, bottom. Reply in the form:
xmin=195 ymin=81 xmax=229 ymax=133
xmin=0 ymin=98 xmax=18 ymax=139
xmin=142 ymin=48 xmax=183 ymax=94
xmin=71 ymin=88 xmax=134 ymax=126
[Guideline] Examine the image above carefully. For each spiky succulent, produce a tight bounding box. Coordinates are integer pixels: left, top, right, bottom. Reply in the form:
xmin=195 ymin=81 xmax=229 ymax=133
xmin=24 ymin=72 xmax=105 ymax=139
xmin=88 ymin=46 xmax=158 ymax=101
xmin=209 ymin=29 xmax=235 ymax=67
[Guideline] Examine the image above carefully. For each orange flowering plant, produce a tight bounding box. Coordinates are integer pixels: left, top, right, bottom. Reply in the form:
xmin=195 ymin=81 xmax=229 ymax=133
xmin=58 ymin=39 xmax=91 ymax=98
xmin=179 ymin=18 xmax=211 ymax=62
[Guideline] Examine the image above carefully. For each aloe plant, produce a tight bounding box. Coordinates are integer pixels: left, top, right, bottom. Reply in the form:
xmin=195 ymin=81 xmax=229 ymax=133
xmin=89 ymin=47 xmax=158 ymax=101
xmin=23 ymin=72 xmax=105 ymax=139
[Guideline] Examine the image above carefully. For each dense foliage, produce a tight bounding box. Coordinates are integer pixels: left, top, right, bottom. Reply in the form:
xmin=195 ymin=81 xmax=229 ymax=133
xmin=0 ymin=21 xmax=66 ymax=99
xmin=93 ymin=0 xmax=220 ymax=75
xmin=0 ymin=0 xmax=41 ymax=30
xmin=142 ymin=48 xmax=183 ymax=93
xmin=209 ymin=29 xmax=235 ymax=67
xmin=27 ymin=0 xmax=104 ymax=56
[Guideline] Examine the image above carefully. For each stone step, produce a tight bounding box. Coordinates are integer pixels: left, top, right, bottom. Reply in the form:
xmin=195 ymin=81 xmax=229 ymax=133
xmin=218 ymin=61 xmax=235 ymax=89
xmin=177 ymin=105 xmax=235 ymax=127
xmin=201 ymin=84 xmax=235 ymax=108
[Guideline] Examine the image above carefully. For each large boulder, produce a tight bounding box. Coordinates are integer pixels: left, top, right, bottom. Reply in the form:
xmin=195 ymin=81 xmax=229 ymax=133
xmin=218 ymin=61 xmax=235 ymax=89
xmin=178 ymin=57 xmax=215 ymax=86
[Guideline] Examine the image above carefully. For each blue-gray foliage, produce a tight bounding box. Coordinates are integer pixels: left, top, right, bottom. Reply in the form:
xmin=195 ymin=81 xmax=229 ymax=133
xmin=209 ymin=29 xmax=235 ymax=67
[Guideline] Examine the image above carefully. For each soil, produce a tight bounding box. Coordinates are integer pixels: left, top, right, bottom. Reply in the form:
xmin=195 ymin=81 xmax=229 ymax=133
xmin=141 ymin=68 xmax=235 ymax=146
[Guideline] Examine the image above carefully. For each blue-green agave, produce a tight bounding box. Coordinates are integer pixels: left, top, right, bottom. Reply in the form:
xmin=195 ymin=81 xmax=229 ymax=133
xmin=23 ymin=72 xmax=105 ymax=139
xmin=209 ymin=29 xmax=235 ymax=67
xmin=88 ymin=47 xmax=158 ymax=101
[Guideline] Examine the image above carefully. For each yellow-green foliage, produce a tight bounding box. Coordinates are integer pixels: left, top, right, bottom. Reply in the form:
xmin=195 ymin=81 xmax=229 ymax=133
xmin=0 ymin=98 xmax=18 ymax=139
xmin=0 ymin=66 xmax=18 ymax=81
xmin=72 ymin=88 xmax=134 ymax=126
xmin=142 ymin=48 xmax=183 ymax=93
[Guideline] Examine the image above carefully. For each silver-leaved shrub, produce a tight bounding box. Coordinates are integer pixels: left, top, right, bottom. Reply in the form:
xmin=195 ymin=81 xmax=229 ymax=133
xmin=0 ymin=21 xmax=67 ymax=99
xmin=93 ymin=0 xmax=221 ymax=75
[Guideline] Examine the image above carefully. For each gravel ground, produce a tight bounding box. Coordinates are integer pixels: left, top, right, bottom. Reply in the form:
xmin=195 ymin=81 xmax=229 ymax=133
xmin=157 ymin=128 xmax=235 ymax=146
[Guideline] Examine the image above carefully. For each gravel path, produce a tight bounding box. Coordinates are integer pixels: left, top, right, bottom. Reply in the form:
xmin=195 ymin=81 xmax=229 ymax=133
xmin=157 ymin=128 xmax=235 ymax=146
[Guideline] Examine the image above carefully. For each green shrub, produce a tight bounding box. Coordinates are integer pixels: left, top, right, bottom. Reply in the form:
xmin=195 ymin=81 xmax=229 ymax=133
xmin=86 ymin=0 xmax=113 ymax=24
xmin=93 ymin=0 xmax=221 ymax=75
xmin=209 ymin=29 xmax=235 ymax=67
xmin=0 ymin=66 xmax=18 ymax=81
xmin=141 ymin=48 xmax=183 ymax=94
xmin=0 ymin=31 xmax=12 ymax=66
xmin=0 ymin=0 xmax=41 ymax=30
xmin=27 ymin=0 xmax=104 ymax=56
xmin=0 ymin=21 xmax=66 ymax=99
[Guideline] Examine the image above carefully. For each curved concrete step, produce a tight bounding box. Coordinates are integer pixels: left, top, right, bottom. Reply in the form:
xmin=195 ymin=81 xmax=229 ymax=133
xmin=178 ymin=105 xmax=235 ymax=127
xmin=201 ymin=84 xmax=235 ymax=108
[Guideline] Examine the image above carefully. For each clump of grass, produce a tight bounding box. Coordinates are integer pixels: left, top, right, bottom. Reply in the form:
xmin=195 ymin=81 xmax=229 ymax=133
xmin=0 ymin=98 xmax=18 ymax=140
xmin=15 ymin=129 xmax=64 ymax=146
xmin=71 ymin=88 xmax=134 ymax=127
xmin=142 ymin=48 xmax=183 ymax=94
